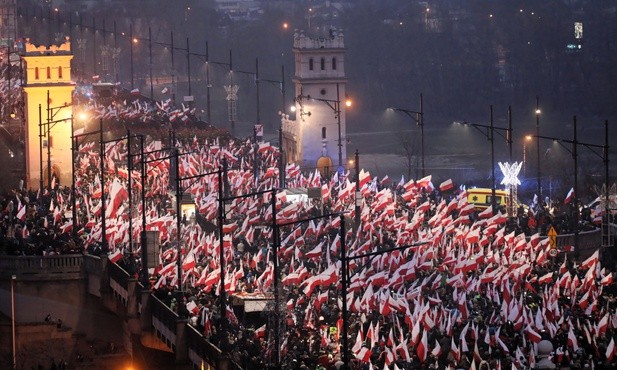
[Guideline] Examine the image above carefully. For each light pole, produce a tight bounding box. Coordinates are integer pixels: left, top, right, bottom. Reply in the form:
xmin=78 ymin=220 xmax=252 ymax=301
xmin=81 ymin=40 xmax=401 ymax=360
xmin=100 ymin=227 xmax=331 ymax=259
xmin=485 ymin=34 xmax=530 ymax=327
xmin=535 ymin=96 xmax=542 ymax=201
xmin=523 ymin=135 xmax=532 ymax=177
xmin=11 ymin=274 xmax=16 ymax=370
xmin=455 ymin=105 xmax=513 ymax=214
xmin=532 ymin=117 xmax=609 ymax=252
xmin=387 ymin=93 xmax=425 ymax=177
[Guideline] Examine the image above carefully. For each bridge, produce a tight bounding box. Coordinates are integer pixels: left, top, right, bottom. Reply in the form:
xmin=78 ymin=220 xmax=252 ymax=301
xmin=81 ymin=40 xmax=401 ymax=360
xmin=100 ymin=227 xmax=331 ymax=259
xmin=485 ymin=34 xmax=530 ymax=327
xmin=0 ymin=227 xmax=611 ymax=369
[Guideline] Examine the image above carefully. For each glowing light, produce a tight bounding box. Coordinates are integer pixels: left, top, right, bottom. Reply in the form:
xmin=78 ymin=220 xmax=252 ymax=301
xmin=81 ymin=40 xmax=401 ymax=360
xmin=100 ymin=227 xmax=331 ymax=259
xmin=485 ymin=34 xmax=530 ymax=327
xmin=283 ymin=22 xmax=289 ymax=29
xmin=345 ymin=99 xmax=352 ymax=108
xmin=499 ymin=162 xmax=522 ymax=186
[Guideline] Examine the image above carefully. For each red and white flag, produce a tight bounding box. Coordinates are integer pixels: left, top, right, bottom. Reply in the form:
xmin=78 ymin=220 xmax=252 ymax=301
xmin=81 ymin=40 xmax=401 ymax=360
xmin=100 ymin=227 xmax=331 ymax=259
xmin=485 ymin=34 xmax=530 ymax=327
xmin=417 ymin=329 xmax=428 ymax=363
xmin=607 ymin=337 xmax=616 ymax=361
xmin=564 ymin=187 xmax=575 ymax=204
xmin=580 ymin=250 xmax=599 ymax=270
xmin=439 ymin=179 xmax=454 ymax=192
xmin=109 ymin=249 xmax=123 ymax=263
xmin=255 ymin=324 xmax=266 ymax=338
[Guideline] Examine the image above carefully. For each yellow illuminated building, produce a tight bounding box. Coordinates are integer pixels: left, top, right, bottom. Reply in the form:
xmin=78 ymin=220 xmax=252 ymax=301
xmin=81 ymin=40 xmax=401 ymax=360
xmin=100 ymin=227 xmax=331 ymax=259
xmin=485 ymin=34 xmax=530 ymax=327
xmin=21 ymin=37 xmax=75 ymax=190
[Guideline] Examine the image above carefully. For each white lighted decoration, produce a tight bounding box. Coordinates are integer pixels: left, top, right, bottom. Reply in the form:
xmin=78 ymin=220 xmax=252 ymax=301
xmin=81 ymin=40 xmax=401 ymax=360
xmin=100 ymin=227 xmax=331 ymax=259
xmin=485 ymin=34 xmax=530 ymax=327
xmin=574 ymin=22 xmax=583 ymax=39
xmin=224 ymin=84 xmax=239 ymax=101
xmin=499 ymin=161 xmax=522 ymax=186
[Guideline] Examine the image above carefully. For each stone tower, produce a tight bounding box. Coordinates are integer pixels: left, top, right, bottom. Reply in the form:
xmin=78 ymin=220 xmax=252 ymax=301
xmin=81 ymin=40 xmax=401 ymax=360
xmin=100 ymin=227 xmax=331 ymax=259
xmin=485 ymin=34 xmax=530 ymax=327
xmin=287 ymin=28 xmax=347 ymax=175
xmin=22 ymin=37 xmax=75 ymax=189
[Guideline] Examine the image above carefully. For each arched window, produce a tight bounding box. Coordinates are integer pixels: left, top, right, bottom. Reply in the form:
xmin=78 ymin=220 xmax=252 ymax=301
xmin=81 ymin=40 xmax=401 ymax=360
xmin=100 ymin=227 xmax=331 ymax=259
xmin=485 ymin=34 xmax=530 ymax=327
xmin=46 ymin=66 xmax=51 ymax=79
xmin=309 ymin=58 xmax=314 ymax=70
xmin=332 ymin=57 xmax=337 ymax=70
xmin=35 ymin=67 xmax=39 ymax=80
xmin=322 ymin=127 xmax=327 ymax=139
xmin=58 ymin=66 xmax=63 ymax=79
xmin=320 ymin=57 xmax=325 ymax=70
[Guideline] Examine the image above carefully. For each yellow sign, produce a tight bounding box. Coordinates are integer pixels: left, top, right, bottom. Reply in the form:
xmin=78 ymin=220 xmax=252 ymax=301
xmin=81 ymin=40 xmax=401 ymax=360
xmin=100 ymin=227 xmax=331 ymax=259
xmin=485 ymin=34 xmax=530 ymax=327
xmin=548 ymin=226 xmax=557 ymax=248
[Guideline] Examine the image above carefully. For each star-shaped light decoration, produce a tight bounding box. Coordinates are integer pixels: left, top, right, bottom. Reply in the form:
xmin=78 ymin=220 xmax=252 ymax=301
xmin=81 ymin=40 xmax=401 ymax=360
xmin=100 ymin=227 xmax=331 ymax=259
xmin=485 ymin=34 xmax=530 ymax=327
xmin=499 ymin=161 xmax=522 ymax=186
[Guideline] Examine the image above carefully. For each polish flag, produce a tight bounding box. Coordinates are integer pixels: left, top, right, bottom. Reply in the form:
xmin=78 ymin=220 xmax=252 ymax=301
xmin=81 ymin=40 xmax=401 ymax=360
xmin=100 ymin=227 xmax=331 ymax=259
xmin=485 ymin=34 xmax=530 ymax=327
xmin=182 ymin=252 xmax=196 ymax=271
xmin=186 ymin=300 xmax=199 ymax=315
xmin=131 ymin=88 xmax=140 ymax=96
xmin=597 ymin=313 xmax=609 ymax=337
xmin=359 ymin=169 xmax=371 ymax=188
xmin=416 ymin=175 xmax=432 ymax=188
xmin=16 ymin=204 xmax=26 ymax=221
xmin=417 ymin=329 xmax=428 ymax=363
xmin=109 ymin=249 xmax=123 ymax=263
xmin=564 ymin=187 xmax=575 ymax=204
xmin=450 ymin=337 xmax=460 ymax=362
xmin=525 ymin=325 xmax=542 ymax=343
xmin=478 ymin=205 xmax=493 ymax=218
xmin=538 ymin=272 xmax=553 ymax=285
xmin=431 ymin=339 xmax=442 ymax=357
xmin=354 ymin=347 xmax=371 ymax=363
xmin=567 ymin=327 xmax=579 ymax=351
xmin=607 ymin=337 xmax=616 ymax=361
xmin=601 ymin=273 xmax=614 ymax=286
xmin=580 ymin=250 xmax=599 ymax=270
xmin=439 ymin=179 xmax=454 ymax=192
xmin=255 ymin=324 xmax=266 ymax=338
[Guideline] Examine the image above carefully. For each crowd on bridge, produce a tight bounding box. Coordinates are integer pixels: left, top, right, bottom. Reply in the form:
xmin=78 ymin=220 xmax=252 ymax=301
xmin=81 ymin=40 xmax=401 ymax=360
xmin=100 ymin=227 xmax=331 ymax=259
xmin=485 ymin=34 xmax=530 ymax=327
xmin=0 ymin=87 xmax=615 ymax=370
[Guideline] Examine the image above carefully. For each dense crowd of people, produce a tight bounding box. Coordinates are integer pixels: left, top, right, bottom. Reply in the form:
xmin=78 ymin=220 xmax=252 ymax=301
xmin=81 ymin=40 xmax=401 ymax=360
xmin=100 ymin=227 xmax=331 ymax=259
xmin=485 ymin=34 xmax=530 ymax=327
xmin=1 ymin=84 xmax=616 ymax=370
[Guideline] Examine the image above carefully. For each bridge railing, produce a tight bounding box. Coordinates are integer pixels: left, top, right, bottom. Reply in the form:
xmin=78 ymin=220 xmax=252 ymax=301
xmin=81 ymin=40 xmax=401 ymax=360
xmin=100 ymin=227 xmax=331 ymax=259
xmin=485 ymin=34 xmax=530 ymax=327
xmin=151 ymin=294 xmax=178 ymax=351
xmin=186 ymin=324 xmax=243 ymax=370
xmin=0 ymin=254 xmax=83 ymax=279
xmin=108 ymin=262 xmax=130 ymax=307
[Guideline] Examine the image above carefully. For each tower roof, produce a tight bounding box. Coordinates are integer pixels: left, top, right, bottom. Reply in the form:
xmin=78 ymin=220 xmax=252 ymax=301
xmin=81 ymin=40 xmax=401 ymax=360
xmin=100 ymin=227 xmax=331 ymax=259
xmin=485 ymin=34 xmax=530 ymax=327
xmin=293 ymin=28 xmax=344 ymax=50
xmin=23 ymin=37 xmax=72 ymax=56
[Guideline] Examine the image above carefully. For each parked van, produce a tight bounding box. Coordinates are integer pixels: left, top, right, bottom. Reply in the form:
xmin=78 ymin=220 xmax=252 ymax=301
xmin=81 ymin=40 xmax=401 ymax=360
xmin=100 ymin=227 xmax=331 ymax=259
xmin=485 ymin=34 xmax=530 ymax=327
xmin=467 ymin=188 xmax=512 ymax=211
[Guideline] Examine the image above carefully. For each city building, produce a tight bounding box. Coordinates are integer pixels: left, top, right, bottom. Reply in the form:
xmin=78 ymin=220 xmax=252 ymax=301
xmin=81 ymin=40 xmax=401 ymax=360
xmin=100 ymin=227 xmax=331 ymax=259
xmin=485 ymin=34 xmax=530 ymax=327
xmin=22 ymin=37 xmax=75 ymax=189
xmin=284 ymin=28 xmax=347 ymax=175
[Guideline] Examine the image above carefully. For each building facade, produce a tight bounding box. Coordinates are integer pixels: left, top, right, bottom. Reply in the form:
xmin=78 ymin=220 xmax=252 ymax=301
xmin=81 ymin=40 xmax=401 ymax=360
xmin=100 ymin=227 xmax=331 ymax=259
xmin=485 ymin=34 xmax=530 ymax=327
xmin=285 ymin=28 xmax=347 ymax=175
xmin=22 ymin=37 xmax=75 ymax=189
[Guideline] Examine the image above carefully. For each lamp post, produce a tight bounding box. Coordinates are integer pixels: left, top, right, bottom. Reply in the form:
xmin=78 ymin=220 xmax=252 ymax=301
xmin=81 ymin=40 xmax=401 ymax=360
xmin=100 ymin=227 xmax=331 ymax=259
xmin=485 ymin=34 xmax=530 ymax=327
xmin=532 ymin=117 xmax=609 ymax=252
xmin=387 ymin=93 xmax=425 ymax=177
xmin=11 ymin=274 xmax=16 ymax=370
xmin=523 ymin=135 xmax=532 ymax=177
xmin=455 ymin=105 xmax=513 ymax=214
xmin=535 ymin=96 xmax=542 ymax=201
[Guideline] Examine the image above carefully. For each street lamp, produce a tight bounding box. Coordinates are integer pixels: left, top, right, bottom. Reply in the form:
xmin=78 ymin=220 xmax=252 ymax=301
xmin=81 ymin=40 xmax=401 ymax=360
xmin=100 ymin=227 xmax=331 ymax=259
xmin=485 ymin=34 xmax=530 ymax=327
xmin=535 ymin=96 xmax=542 ymax=201
xmin=11 ymin=274 xmax=16 ymax=370
xmin=532 ymin=117 xmax=610 ymax=252
xmin=387 ymin=93 xmax=425 ymax=177
xmin=454 ymin=105 xmax=513 ymax=214
xmin=523 ymin=135 xmax=532 ymax=177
